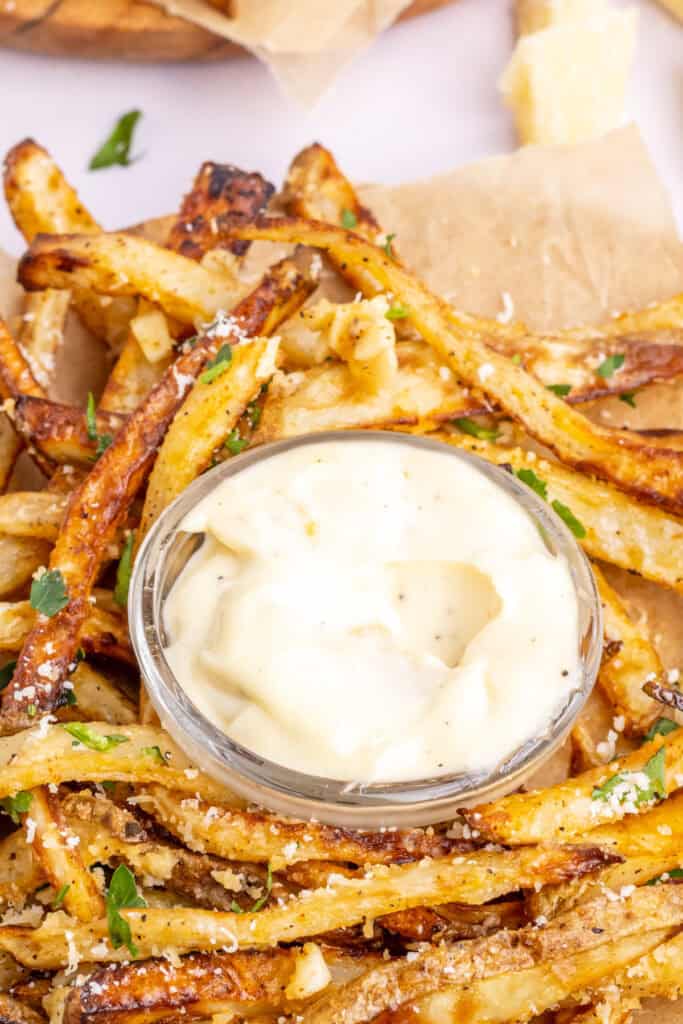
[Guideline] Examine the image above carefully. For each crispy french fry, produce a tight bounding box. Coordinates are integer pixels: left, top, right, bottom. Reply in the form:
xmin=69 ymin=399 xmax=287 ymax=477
xmin=99 ymin=335 xmax=170 ymax=416
xmin=592 ymin=564 xmax=662 ymax=734
xmin=0 ymin=993 xmax=45 ymax=1024
xmin=139 ymin=785 xmax=468 ymax=868
xmin=463 ymin=730 xmax=683 ymax=844
xmin=11 ymin=395 xmax=126 ymax=467
xmin=587 ymin=789 xmax=683 ymax=854
xmin=1 ymin=259 xmax=308 ymax=730
xmin=26 ymin=786 xmax=104 ymax=921
xmin=255 ymin=342 xmax=485 ymax=443
xmin=18 ymin=233 xmax=245 ymax=327
xmin=0 ymin=536 xmax=51 ymax=600
xmin=0 ymin=418 xmax=22 ymax=495
xmin=0 ymin=600 xmax=132 ymax=663
xmin=303 ymin=886 xmax=683 ymax=1024
xmin=0 ymin=844 xmax=613 ymax=967
xmin=0 ymin=492 xmax=67 ymax=540
xmin=227 ymin=217 xmax=683 ymax=517
xmin=0 ymin=723 xmax=228 ymax=803
xmin=66 ymin=663 xmax=136 ymax=725
xmin=0 ymin=319 xmax=43 ymax=400
xmin=17 ymin=290 xmax=69 ymax=391
xmin=3 ymin=139 xmax=134 ymax=346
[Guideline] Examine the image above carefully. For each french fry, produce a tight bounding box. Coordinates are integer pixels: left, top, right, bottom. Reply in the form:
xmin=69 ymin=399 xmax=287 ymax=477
xmin=587 ymin=789 xmax=683 ymax=855
xmin=462 ymin=730 xmax=683 ymax=844
xmin=0 ymin=421 xmax=22 ymax=496
xmin=18 ymin=233 xmax=245 ymax=327
xmin=66 ymin=663 xmax=137 ymax=725
xmin=17 ymin=290 xmax=69 ymax=391
xmin=25 ymin=786 xmax=104 ymax=921
xmin=1 ymin=259 xmax=308 ymax=729
xmin=0 ymin=492 xmax=67 ymax=540
xmin=0 ymin=723 xmax=229 ymax=803
xmin=0 ymin=600 xmax=132 ymax=663
xmin=12 ymin=395 xmax=126 ymax=467
xmin=591 ymin=564 xmax=662 ymax=734
xmin=303 ymin=885 xmax=683 ymax=1024
xmin=139 ymin=785 xmax=469 ymax=868
xmin=0 ymin=993 xmax=45 ymax=1024
xmin=0 ymin=844 xmax=614 ymax=967
xmin=63 ymin=946 xmax=372 ymax=1024
xmin=3 ymin=139 xmax=134 ymax=346
xmin=227 ymin=217 xmax=683 ymax=517
xmin=0 ymin=319 xmax=44 ymax=400
xmin=99 ymin=335 xmax=169 ymax=416
xmin=0 ymin=536 xmax=51 ymax=600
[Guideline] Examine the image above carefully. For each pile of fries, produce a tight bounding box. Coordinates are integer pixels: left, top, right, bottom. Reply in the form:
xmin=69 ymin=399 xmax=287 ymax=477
xmin=0 ymin=138 xmax=682 ymax=1024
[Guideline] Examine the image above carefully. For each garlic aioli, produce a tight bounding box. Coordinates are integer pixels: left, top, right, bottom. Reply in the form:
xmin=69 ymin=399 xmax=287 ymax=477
xmin=163 ymin=439 xmax=581 ymax=783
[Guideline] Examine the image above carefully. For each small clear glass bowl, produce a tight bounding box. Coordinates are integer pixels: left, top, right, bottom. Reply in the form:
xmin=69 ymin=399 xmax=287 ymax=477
xmin=129 ymin=430 xmax=602 ymax=828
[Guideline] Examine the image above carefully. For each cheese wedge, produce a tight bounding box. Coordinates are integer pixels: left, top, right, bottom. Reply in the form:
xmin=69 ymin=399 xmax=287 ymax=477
xmin=500 ymin=6 xmax=638 ymax=145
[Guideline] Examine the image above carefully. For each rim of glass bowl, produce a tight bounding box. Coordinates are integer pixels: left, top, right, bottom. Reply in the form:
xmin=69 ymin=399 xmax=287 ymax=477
xmin=129 ymin=430 xmax=602 ymax=828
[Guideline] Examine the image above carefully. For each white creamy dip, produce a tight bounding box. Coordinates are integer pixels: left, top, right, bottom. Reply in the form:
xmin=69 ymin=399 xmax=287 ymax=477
xmin=164 ymin=438 xmax=581 ymax=783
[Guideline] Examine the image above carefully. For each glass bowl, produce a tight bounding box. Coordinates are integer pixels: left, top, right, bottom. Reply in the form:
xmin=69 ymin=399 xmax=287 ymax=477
xmin=129 ymin=430 xmax=602 ymax=828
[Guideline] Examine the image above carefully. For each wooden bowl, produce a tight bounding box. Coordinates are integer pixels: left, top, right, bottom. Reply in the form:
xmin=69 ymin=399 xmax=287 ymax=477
xmin=0 ymin=0 xmax=457 ymax=62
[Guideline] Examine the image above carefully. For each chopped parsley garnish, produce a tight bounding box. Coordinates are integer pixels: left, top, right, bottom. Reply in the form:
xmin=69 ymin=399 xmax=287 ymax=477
xmin=53 ymin=884 xmax=70 ymax=909
xmin=383 ymin=233 xmax=396 ymax=258
xmin=105 ymin=864 xmax=146 ymax=957
xmin=27 ymin=704 xmax=36 ymax=718
xmin=386 ymin=303 xmax=409 ymax=321
xmin=619 ymin=391 xmax=637 ymax=408
xmin=0 ymin=661 xmax=16 ymax=691
xmin=592 ymin=747 xmax=666 ymax=806
xmin=114 ymin=531 xmax=135 ymax=608
xmin=230 ymin=863 xmax=273 ymax=914
xmin=341 ymin=209 xmax=357 ymax=229
xmin=62 ymin=723 xmax=129 ymax=752
xmin=100 ymin=781 xmax=116 ymax=793
xmin=515 ymin=468 xmax=548 ymax=500
xmin=597 ymin=353 xmax=625 ymax=379
xmin=200 ymin=344 xmax=233 ymax=384
xmin=0 ymin=791 xmax=32 ymax=824
xmin=30 ymin=569 xmax=68 ymax=617
xmin=225 ymin=429 xmax=249 ymax=456
xmin=643 ymin=717 xmax=679 ymax=743
xmin=511 ymin=353 xmax=522 ymax=366
xmin=141 ymin=745 xmax=167 ymax=765
xmin=89 ymin=110 xmax=142 ymax=171
xmin=64 ymin=687 xmax=78 ymax=707
xmin=246 ymin=397 xmax=263 ymax=430
xmin=547 ymin=383 xmax=571 ymax=397
xmin=647 ymin=867 xmax=683 ymax=886
xmin=453 ymin=417 xmax=499 ymax=442
xmin=551 ymin=500 xmax=586 ymax=539
xmin=86 ymin=393 xmax=113 ymax=459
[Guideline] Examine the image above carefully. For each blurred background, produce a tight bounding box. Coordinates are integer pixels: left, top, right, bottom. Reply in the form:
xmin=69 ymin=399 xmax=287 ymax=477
xmin=0 ymin=0 xmax=681 ymax=253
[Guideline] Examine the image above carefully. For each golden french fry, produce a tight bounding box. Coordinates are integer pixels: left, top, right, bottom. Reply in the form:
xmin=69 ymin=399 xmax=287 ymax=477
xmin=0 ymin=492 xmax=67 ymax=541
xmin=0 ymin=536 xmax=51 ymax=600
xmin=11 ymin=395 xmax=126 ymax=467
xmin=0 ymin=600 xmax=132 ymax=663
xmin=17 ymin=290 xmax=69 ymax=391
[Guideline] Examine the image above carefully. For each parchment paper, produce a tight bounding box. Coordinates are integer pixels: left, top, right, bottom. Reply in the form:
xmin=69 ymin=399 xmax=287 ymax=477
xmin=155 ymin=0 xmax=413 ymax=105
xmin=1 ymin=122 xmax=682 ymax=1018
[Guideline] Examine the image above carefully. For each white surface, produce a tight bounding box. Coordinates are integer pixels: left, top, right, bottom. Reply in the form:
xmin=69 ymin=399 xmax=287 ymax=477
xmin=0 ymin=0 xmax=681 ymax=254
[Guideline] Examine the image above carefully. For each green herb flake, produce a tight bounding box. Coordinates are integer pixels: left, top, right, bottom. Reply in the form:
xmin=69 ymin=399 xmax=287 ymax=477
xmin=515 ymin=468 xmax=548 ymax=500
xmin=105 ymin=864 xmax=146 ymax=957
xmin=141 ymin=745 xmax=167 ymax=765
xmin=231 ymin=863 xmax=273 ymax=915
xmin=114 ymin=531 xmax=135 ymax=608
xmin=53 ymin=884 xmax=70 ymax=910
xmin=341 ymin=209 xmax=357 ymax=229
xmin=453 ymin=417 xmax=499 ymax=442
xmin=597 ymin=353 xmax=625 ymax=379
xmin=592 ymin=747 xmax=667 ymax=807
xmin=62 ymin=723 xmax=129 ymax=752
xmin=0 ymin=791 xmax=33 ymax=824
xmin=0 ymin=661 xmax=16 ymax=691
xmin=383 ymin=233 xmax=396 ymax=258
xmin=26 ymin=704 xmax=36 ymax=718
xmin=643 ymin=717 xmax=679 ymax=743
xmin=386 ymin=303 xmax=409 ymax=321
xmin=225 ymin=429 xmax=249 ymax=456
xmin=64 ymin=687 xmax=78 ymax=707
xmin=200 ymin=344 xmax=233 ymax=385
xmin=85 ymin=392 xmax=112 ymax=458
xmin=547 ymin=384 xmax=572 ymax=397
xmin=246 ymin=399 xmax=262 ymax=430
xmin=89 ymin=110 xmax=142 ymax=171
xmin=647 ymin=867 xmax=683 ymax=886
xmin=511 ymin=353 xmax=522 ymax=366
xmin=30 ymin=569 xmax=68 ymax=617
xmin=551 ymin=500 xmax=586 ymax=539
xmin=100 ymin=781 xmax=116 ymax=793
xmin=619 ymin=391 xmax=637 ymax=408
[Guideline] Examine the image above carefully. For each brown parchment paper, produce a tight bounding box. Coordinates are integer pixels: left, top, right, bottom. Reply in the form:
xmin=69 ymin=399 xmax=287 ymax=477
xmin=154 ymin=0 xmax=413 ymax=105
xmin=1 ymin=123 xmax=682 ymax=1017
